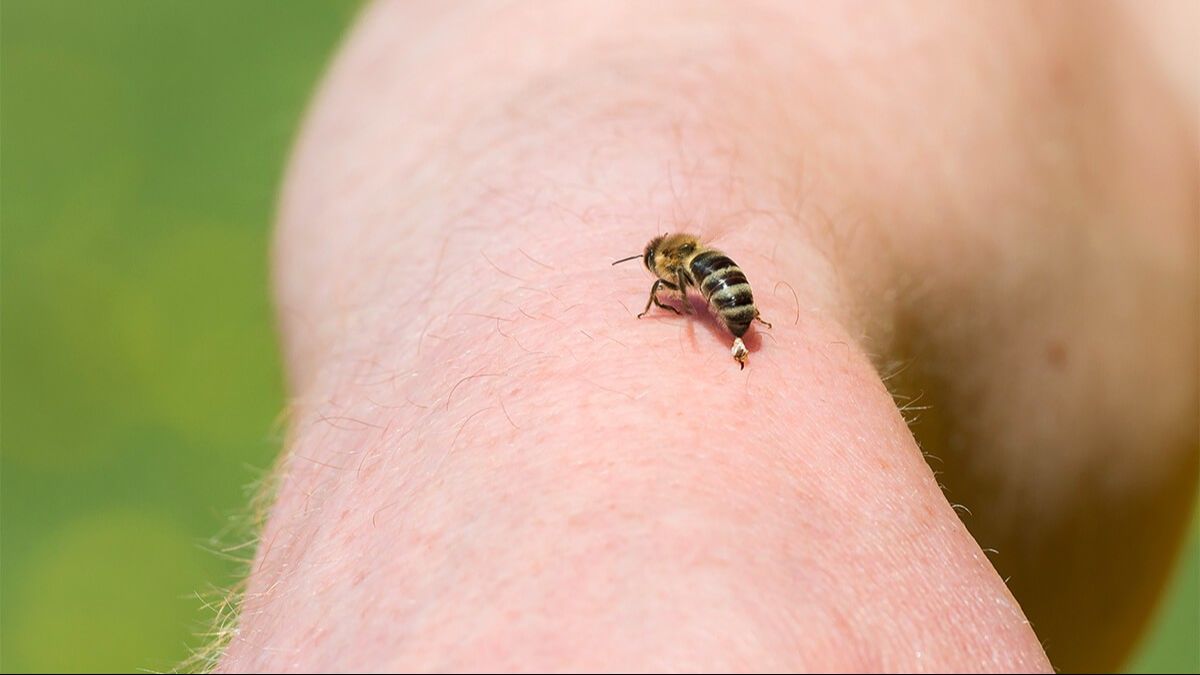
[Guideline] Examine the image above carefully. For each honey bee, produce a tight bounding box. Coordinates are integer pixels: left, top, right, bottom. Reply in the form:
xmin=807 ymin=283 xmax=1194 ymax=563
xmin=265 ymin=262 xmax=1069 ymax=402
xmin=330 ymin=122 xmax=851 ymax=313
xmin=613 ymin=233 xmax=770 ymax=369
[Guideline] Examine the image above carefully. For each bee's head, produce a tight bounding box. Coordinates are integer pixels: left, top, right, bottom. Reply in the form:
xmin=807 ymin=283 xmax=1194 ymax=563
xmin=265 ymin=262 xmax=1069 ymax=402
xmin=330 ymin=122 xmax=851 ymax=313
xmin=643 ymin=234 xmax=665 ymax=271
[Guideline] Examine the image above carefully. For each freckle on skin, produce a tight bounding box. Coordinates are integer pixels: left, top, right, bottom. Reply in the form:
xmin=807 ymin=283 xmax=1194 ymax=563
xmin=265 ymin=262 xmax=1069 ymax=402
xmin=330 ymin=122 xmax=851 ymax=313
xmin=1045 ymin=341 xmax=1068 ymax=368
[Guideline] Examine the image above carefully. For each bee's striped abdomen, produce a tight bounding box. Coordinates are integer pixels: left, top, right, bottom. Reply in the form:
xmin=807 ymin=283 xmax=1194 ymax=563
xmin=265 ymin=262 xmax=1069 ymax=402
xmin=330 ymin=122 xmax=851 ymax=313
xmin=690 ymin=250 xmax=757 ymax=337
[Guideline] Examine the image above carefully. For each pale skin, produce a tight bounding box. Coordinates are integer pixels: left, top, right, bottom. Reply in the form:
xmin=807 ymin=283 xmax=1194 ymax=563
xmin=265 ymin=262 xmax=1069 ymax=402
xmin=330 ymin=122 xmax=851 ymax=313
xmin=217 ymin=1 xmax=1197 ymax=672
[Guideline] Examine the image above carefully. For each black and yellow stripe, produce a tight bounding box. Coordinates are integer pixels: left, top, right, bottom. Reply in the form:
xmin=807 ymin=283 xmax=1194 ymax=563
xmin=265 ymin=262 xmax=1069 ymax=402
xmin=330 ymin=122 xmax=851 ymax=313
xmin=689 ymin=250 xmax=757 ymax=337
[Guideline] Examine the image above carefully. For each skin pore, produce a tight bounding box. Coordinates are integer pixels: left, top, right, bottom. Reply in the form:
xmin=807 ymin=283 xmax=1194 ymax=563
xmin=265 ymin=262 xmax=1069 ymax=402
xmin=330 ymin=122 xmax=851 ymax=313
xmin=217 ymin=1 xmax=1196 ymax=672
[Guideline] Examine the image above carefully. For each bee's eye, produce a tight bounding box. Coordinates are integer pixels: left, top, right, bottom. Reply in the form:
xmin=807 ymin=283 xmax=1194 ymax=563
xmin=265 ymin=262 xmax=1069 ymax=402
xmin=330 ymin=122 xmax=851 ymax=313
xmin=644 ymin=250 xmax=655 ymax=269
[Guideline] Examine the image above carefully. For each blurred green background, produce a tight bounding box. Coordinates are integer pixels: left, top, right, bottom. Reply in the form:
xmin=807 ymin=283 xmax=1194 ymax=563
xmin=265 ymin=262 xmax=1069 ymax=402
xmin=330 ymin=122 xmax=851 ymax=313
xmin=0 ymin=1 xmax=1196 ymax=672
xmin=1 ymin=1 xmax=361 ymax=671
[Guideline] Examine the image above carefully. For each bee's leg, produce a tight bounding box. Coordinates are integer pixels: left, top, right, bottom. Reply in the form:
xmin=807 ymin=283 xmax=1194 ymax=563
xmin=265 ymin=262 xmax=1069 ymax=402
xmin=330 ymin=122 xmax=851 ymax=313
xmin=638 ymin=279 xmax=682 ymax=318
xmin=675 ymin=270 xmax=693 ymax=314
xmin=656 ymin=280 xmax=684 ymax=314
xmin=754 ymin=310 xmax=772 ymax=329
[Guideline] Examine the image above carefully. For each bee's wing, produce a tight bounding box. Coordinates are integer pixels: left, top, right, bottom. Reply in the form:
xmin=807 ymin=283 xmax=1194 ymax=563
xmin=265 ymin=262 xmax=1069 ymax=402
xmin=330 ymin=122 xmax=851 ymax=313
xmin=684 ymin=210 xmax=745 ymax=251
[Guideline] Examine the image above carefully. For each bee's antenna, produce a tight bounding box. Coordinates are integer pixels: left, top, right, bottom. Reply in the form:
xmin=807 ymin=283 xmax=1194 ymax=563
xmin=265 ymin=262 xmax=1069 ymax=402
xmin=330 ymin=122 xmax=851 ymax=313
xmin=611 ymin=254 xmax=641 ymax=266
